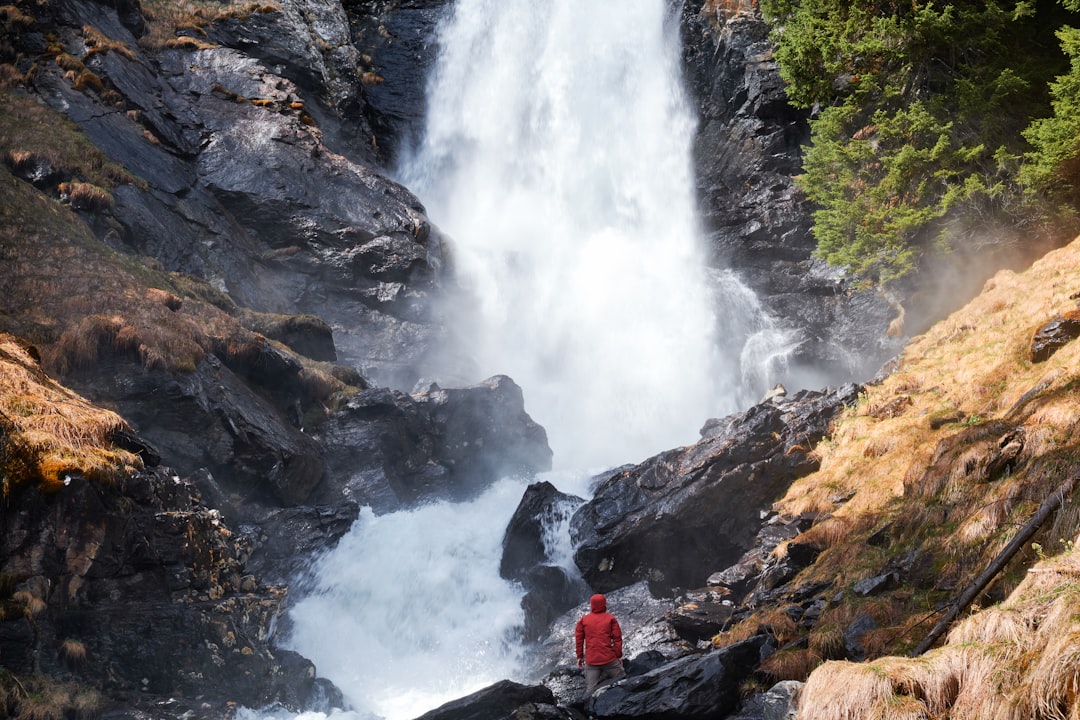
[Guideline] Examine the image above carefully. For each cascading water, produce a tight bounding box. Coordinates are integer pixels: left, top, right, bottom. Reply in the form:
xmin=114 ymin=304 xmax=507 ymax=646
xmin=241 ymin=2 xmax=796 ymax=719
xmin=400 ymin=0 xmax=793 ymax=470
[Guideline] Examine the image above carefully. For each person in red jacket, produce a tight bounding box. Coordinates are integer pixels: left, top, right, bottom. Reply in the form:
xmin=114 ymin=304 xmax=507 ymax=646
xmin=575 ymin=593 xmax=625 ymax=697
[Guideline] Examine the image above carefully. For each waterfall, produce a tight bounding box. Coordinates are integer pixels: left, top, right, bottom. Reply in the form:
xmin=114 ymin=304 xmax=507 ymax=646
xmin=241 ymin=2 xmax=796 ymax=719
xmin=400 ymin=0 xmax=791 ymax=470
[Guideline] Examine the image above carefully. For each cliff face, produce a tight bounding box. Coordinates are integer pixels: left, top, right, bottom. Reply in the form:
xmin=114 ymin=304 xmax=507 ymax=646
xmin=680 ymin=1 xmax=901 ymax=384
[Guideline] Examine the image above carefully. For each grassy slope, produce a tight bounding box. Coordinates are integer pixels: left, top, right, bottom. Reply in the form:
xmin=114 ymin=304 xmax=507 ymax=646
xmin=715 ymin=237 xmax=1080 ymax=716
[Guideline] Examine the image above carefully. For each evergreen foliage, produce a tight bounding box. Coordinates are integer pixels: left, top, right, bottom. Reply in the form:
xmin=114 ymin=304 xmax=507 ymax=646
xmin=760 ymin=0 xmax=1079 ymax=285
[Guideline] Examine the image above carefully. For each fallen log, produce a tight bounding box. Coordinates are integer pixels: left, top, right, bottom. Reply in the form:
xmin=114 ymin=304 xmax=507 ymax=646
xmin=911 ymin=473 xmax=1079 ymax=656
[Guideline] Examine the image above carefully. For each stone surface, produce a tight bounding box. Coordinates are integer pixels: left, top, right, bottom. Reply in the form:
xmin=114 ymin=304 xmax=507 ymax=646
xmin=587 ymin=637 xmax=768 ymax=719
xmin=0 ymin=463 xmax=320 ymax=716
xmin=570 ymin=385 xmax=861 ymax=594
xmin=413 ymin=680 xmax=556 ymax=720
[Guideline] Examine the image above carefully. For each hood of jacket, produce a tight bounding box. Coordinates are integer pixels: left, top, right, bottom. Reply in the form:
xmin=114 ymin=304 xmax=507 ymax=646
xmin=590 ymin=593 xmax=606 ymax=613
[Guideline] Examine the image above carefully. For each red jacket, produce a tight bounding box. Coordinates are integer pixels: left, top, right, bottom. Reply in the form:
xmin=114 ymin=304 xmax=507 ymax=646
xmin=575 ymin=594 xmax=623 ymax=666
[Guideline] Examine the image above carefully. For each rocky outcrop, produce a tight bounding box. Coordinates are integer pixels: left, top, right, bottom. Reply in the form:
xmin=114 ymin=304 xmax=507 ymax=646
xmin=680 ymin=2 xmax=900 ymax=381
xmin=588 ymin=636 xmax=768 ymax=719
xmin=313 ymin=375 xmax=552 ymax=513
xmin=0 ymin=463 xmax=328 ymax=718
xmin=501 ymin=481 xmax=589 ymax=641
xmin=19 ymin=0 xmax=446 ymax=389
xmin=414 ymin=680 xmax=556 ymax=720
xmin=569 ymin=385 xmax=861 ymax=594
xmin=343 ymin=0 xmax=451 ymax=166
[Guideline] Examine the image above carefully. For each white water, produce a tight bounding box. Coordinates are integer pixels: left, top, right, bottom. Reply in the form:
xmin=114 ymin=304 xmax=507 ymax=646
xmin=400 ymin=0 xmax=793 ymax=470
xmin=243 ymin=2 xmax=798 ymax=719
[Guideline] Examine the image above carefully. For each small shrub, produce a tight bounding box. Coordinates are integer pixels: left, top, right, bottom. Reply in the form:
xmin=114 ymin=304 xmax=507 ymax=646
xmin=81 ymin=25 xmax=136 ymax=60
xmin=58 ymin=639 xmax=87 ymax=668
xmin=0 ymin=5 xmax=35 ymax=27
xmin=0 ymin=63 xmax=26 ymax=88
xmin=53 ymin=53 xmax=84 ymax=73
xmin=71 ymin=69 xmax=104 ymax=94
xmin=66 ymin=182 xmax=113 ymax=211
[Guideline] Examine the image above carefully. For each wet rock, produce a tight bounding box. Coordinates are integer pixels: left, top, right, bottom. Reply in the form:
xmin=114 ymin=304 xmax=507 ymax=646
xmin=730 ymin=680 xmax=802 ymax=720
xmin=706 ymin=513 xmax=813 ymax=601
xmin=502 ymin=481 xmax=589 ymax=640
xmin=316 ymin=375 xmax=552 ymax=513
xmin=853 ymin=572 xmax=900 ymax=597
xmin=520 ymin=565 xmax=589 ymax=642
xmin=71 ymin=355 xmax=325 ymax=511
xmin=0 ymin=464 xmax=316 ymax=711
xmin=413 ymin=679 xmax=555 ymax=720
xmin=501 ymin=481 xmax=584 ymax=580
xmin=417 ymin=376 xmax=554 ymax=487
xmin=571 ymin=385 xmax=861 ymax=594
xmin=667 ymin=590 xmax=736 ymax=642
xmin=586 ymin=636 xmax=768 ymax=719
xmin=344 ymin=0 xmax=450 ymax=165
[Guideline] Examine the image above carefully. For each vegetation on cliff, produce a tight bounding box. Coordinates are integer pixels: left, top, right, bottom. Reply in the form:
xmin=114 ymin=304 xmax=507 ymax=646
xmin=755 ymin=0 xmax=1080 ymax=285
xmin=707 ymin=236 xmax=1080 ymax=715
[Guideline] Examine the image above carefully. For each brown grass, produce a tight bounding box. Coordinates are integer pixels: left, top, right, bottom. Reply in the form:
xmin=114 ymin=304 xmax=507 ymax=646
xmin=0 ymin=89 xmax=137 ymax=190
xmin=81 ymin=25 xmax=136 ymax=61
xmin=0 ymin=335 xmax=142 ymax=496
xmin=138 ymin=0 xmax=281 ymax=50
xmin=763 ymin=237 xmax=1080 ymax=716
xmin=64 ymin=182 xmax=113 ymax=211
xmin=760 ymin=647 xmax=822 ymax=682
xmin=4 ymin=676 xmax=104 ymax=720
xmin=799 ymin=537 xmax=1080 ymax=719
xmin=0 ymin=5 xmax=35 ymax=27
xmin=58 ymin=639 xmax=87 ymax=668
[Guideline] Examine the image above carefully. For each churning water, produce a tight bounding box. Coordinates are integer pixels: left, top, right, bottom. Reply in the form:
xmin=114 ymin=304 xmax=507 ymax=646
xmin=242 ymin=2 xmax=797 ymax=719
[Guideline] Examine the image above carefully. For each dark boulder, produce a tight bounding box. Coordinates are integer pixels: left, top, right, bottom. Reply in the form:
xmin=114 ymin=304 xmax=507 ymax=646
xmin=667 ymin=589 xmax=736 ymax=643
xmin=501 ymin=481 xmax=584 ymax=580
xmin=1030 ymin=309 xmax=1080 ymax=362
xmin=502 ymin=481 xmax=589 ymax=640
xmin=71 ymin=355 xmax=325 ymax=512
xmin=571 ymin=385 xmax=861 ymax=594
xmin=315 ymin=375 xmax=552 ymax=514
xmin=413 ymin=679 xmax=556 ymax=720
xmin=587 ymin=636 xmax=768 ymax=719
xmin=519 ymin=565 xmax=589 ymax=643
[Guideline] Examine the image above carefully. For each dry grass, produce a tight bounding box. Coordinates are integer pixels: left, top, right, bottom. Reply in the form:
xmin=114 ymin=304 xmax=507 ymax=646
xmin=63 ymin=182 xmax=113 ymax=211
xmin=138 ymin=0 xmax=280 ymax=50
xmin=58 ymin=639 xmax=87 ymax=668
xmin=0 ymin=89 xmax=137 ymax=190
xmin=0 ymin=335 xmax=142 ymax=495
xmin=81 ymin=25 xmax=136 ymax=61
xmin=1 ymin=676 xmax=105 ymax=720
xmin=798 ymin=547 xmax=1080 ymax=720
xmin=772 ymin=238 xmax=1080 ymax=657
xmin=761 ymin=647 xmax=823 ymax=682
xmin=766 ymin=237 xmax=1080 ymax=716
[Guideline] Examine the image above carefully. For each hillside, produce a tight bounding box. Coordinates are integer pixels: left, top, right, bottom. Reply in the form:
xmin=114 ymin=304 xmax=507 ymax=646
xmin=719 ymin=237 xmax=1080 ymax=716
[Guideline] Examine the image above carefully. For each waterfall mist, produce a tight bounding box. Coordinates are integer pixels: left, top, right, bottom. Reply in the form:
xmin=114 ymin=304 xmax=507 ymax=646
xmin=400 ymin=0 xmax=792 ymax=470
